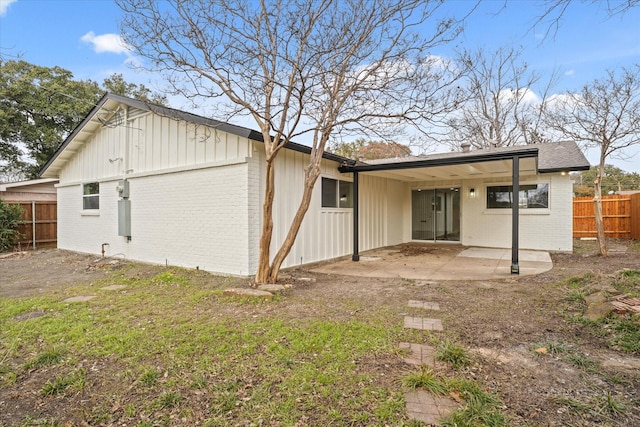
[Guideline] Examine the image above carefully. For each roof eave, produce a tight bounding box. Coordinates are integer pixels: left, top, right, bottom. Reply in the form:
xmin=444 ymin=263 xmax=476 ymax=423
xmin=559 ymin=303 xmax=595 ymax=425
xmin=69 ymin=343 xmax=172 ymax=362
xmin=338 ymin=148 xmax=540 ymax=173
xmin=539 ymin=164 xmax=591 ymax=174
xmin=39 ymin=93 xmax=113 ymax=178
xmin=39 ymin=93 xmax=352 ymax=178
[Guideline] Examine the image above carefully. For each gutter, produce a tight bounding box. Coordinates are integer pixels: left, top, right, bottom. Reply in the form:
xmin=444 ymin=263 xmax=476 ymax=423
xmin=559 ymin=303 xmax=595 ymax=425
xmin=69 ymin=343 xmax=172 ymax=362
xmin=338 ymin=147 xmax=540 ymax=173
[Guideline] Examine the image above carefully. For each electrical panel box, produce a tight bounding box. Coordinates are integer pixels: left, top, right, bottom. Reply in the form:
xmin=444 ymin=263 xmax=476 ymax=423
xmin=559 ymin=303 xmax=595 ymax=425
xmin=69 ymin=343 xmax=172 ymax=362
xmin=116 ymin=180 xmax=130 ymax=198
xmin=118 ymin=199 xmax=131 ymax=237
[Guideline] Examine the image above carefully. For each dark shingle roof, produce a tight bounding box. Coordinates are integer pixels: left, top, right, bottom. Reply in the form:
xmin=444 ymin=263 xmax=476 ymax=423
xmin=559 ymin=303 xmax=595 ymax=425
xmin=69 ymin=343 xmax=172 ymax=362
xmin=535 ymin=141 xmax=591 ymax=172
xmin=349 ymin=141 xmax=590 ymax=173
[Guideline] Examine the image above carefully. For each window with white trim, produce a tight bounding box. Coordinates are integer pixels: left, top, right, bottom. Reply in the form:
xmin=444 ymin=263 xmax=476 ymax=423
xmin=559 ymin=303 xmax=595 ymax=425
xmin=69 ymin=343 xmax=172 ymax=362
xmin=321 ymin=177 xmax=353 ymax=208
xmin=486 ymin=183 xmax=548 ymax=209
xmin=83 ymin=182 xmax=100 ymax=210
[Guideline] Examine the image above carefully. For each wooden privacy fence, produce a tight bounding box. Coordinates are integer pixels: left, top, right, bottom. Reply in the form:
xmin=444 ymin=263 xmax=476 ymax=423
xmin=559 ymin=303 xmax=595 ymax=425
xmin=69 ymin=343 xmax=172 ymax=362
xmin=573 ymin=194 xmax=640 ymax=239
xmin=12 ymin=201 xmax=57 ymax=249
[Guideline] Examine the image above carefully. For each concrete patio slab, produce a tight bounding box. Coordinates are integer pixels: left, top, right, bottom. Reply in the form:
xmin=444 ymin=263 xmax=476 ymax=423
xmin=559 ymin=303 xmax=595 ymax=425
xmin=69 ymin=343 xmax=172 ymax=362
xmin=311 ymin=244 xmax=552 ymax=281
xmin=459 ymin=247 xmax=552 ymax=263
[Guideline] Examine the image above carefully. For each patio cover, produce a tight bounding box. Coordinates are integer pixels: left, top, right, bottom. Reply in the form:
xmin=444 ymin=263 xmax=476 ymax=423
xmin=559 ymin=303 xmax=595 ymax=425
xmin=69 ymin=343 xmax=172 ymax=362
xmin=338 ymin=142 xmax=590 ymax=274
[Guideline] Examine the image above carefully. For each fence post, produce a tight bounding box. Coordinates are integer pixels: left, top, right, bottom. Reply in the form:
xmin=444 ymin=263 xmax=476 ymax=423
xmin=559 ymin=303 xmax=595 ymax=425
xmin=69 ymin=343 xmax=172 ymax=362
xmin=31 ymin=201 xmax=36 ymax=250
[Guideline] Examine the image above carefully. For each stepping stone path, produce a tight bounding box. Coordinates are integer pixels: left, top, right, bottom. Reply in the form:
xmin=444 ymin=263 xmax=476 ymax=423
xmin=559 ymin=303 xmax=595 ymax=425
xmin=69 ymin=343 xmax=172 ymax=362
xmin=401 ymin=298 xmax=459 ymax=425
xmin=405 ymin=391 xmax=460 ymax=425
xmin=101 ymin=284 xmax=127 ymax=291
xmin=403 ymin=316 xmax=443 ymax=331
xmin=62 ymin=295 xmax=96 ymax=302
xmin=223 ymin=288 xmax=273 ymax=300
xmin=403 ymin=300 xmax=443 ymax=331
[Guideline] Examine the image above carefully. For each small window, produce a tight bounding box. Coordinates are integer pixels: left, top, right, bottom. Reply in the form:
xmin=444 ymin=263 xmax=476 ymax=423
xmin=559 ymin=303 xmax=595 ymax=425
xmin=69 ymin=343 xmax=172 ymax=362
xmin=487 ymin=183 xmax=548 ymax=209
xmin=322 ymin=177 xmax=353 ymax=208
xmin=83 ymin=182 xmax=99 ymax=210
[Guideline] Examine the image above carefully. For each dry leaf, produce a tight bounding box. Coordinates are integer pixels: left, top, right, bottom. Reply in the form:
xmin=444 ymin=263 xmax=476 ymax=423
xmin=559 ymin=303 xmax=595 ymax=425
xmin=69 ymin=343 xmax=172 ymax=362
xmin=449 ymin=391 xmax=463 ymax=403
xmin=534 ymin=347 xmax=548 ymax=354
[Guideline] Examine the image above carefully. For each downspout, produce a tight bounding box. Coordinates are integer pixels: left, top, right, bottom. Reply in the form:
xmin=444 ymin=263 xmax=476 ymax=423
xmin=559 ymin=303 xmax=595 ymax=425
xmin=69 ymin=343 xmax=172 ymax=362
xmin=511 ymin=155 xmax=520 ymax=274
xmin=352 ymin=172 xmax=359 ymax=261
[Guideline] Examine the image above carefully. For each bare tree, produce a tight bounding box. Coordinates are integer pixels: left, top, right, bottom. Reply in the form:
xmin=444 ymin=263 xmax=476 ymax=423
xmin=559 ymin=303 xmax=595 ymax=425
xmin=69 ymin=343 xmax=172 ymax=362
xmin=544 ymin=65 xmax=640 ymax=256
xmin=535 ymin=0 xmax=640 ymax=39
xmin=437 ymin=45 xmax=559 ymax=150
xmin=117 ymin=0 xmax=468 ymax=283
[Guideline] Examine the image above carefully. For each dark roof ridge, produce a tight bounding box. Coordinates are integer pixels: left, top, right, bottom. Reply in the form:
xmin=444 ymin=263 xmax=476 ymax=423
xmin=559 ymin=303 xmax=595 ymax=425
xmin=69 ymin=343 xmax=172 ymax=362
xmin=340 ymin=141 xmax=590 ymax=173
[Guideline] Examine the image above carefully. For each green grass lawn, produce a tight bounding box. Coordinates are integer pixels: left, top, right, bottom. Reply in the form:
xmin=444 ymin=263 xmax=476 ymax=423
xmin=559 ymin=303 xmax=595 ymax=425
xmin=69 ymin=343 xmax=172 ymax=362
xmin=0 ymin=265 xmax=423 ymax=426
xmin=5 ymin=257 xmax=639 ymax=426
xmin=0 ymin=263 xmax=514 ymax=426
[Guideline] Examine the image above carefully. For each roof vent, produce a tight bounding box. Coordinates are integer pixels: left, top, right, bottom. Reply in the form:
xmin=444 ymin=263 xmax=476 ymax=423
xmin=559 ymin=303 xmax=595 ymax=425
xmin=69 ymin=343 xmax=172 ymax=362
xmin=461 ymin=142 xmax=471 ymax=153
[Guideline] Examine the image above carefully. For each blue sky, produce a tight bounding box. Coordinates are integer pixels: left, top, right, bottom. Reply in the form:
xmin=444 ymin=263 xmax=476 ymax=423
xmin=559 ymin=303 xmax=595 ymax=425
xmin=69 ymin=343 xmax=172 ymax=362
xmin=1 ymin=0 xmax=639 ymax=172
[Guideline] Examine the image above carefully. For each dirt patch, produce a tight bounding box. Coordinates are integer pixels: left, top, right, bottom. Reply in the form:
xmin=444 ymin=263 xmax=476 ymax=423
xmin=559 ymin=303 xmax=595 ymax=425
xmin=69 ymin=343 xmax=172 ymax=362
xmin=0 ymin=249 xmax=122 ymax=298
xmin=290 ymin=239 xmax=640 ymax=426
xmin=1 ymin=240 xmax=639 ymax=426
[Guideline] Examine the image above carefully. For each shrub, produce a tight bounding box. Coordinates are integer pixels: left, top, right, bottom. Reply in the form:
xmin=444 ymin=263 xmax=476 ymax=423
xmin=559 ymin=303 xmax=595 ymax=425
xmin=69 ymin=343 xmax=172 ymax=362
xmin=0 ymin=198 xmax=23 ymax=251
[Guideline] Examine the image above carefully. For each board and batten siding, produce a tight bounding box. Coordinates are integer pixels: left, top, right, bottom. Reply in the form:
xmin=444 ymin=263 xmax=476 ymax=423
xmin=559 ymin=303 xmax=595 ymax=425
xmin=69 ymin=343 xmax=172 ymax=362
xmin=252 ymin=146 xmax=401 ymax=272
xmin=254 ymin=147 xmax=353 ymax=271
xmin=59 ymin=110 xmax=252 ymax=183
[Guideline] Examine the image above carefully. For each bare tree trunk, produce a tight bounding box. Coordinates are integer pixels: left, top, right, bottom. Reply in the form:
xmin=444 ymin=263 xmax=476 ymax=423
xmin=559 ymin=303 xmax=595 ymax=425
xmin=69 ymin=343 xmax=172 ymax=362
xmin=255 ymin=159 xmax=276 ymax=283
xmin=265 ymin=164 xmax=320 ymax=283
xmin=254 ymin=157 xmax=321 ymax=284
xmin=593 ymin=161 xmax=608 ymax=256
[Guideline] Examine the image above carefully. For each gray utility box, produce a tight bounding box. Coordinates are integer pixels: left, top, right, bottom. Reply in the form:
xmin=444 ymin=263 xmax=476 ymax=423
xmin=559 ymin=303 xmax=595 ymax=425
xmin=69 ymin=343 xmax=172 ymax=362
xmin=117 ymin=180 xmax=130 ymax=198
xmin=118 ymin=199 xmax=131 ymax=237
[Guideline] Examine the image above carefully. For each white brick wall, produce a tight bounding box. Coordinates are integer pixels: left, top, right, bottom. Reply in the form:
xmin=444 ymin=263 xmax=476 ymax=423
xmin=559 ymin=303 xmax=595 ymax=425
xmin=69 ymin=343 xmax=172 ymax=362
xmin=57 ymin=162 xmax=252 ymax=275
xmin=459 ymin=173 xmax=573 ymax=251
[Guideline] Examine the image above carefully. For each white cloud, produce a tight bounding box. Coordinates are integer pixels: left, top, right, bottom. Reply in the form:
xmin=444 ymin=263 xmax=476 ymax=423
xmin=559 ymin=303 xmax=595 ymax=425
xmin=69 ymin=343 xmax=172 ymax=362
xmin=498 ymin=87 xmax=541 ymax=105
xmin=545 ymin=92 xmax=581 ymax=110
xmin=565 ymin=70 xmax=575 ymax=77
xmin=81 ymin=31 xmax=131 ymax=55
xmin=0 ymin=0 xmax=18 ymax=16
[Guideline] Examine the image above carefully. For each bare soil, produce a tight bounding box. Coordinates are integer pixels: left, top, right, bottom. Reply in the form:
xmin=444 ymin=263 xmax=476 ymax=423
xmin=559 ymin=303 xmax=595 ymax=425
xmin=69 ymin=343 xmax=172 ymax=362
xmin=1 ymin=241 xmax=639 ymax=426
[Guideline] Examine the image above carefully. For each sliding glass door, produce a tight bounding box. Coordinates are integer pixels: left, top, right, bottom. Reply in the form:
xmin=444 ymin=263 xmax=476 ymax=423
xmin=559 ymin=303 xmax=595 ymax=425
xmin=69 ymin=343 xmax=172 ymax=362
xmin=411 ymin=188 xmax=460 ymax=242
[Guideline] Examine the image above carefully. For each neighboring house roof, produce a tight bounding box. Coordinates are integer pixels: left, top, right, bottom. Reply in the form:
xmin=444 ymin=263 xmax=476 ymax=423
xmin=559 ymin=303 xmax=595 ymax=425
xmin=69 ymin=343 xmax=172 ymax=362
xmin=40 ymin=93 xmax=349 ymax=178
xmin=0 ymin=178 xmax=58 ymax=202
xmin=339 ymin=141 xmax=590 ymax=174
xmin=0 ymin=178 xmax=58 ymax=192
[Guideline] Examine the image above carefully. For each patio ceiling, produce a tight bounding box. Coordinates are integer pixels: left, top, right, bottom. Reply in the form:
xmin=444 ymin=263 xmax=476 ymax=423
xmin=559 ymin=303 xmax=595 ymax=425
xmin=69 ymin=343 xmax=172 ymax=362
xmin=338 ymin=146 xmax=541 ymax=183
xmin=358 ymin=156 xmax=538 ymax=182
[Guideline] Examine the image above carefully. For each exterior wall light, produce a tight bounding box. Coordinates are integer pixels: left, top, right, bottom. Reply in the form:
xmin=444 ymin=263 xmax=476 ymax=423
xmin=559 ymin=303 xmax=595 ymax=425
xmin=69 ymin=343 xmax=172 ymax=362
xmin=469 ymin=188 xmax=476 ymax=199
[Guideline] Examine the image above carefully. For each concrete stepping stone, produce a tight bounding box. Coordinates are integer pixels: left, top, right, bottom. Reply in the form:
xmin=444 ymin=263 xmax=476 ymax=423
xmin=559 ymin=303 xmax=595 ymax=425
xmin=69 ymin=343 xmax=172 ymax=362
xmin=63 ymin=296 xmax=96 ymax=302
xmin=404 ymin=316 xmax=443 ymax=331
xmin=399 ymin=342 xmax=438 ymax=366
xmin=257 ymin=284 xmax=286 ymax=293
xmin=408 ymin=300 xmax=440 ymax=310
xmin=101 ymin=285 xmax=127 ymax=291
xmin=223 ymin=288 xmax=273 ymax=300
xmin=406 ymin=390 xmax=459 ymax=424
